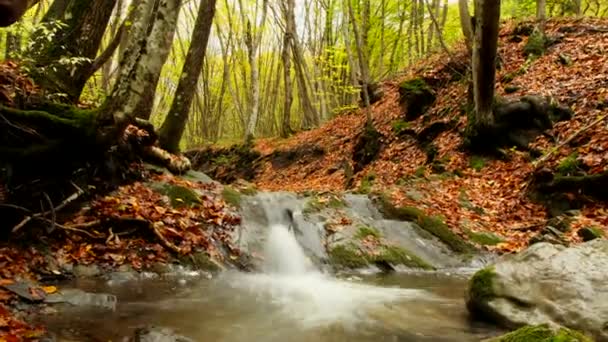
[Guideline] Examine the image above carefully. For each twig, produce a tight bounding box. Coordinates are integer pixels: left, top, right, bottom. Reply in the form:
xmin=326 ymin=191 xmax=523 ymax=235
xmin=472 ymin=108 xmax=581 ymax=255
xmin=42 ymin=192 xmax=56 ymax=233
xmin=12 ymin=184 xmax=85 ymax=233
xmin=151 ymin=222 xmax=182 ymax=254
xmin=533 ymin=113 xmax=608 ymax=169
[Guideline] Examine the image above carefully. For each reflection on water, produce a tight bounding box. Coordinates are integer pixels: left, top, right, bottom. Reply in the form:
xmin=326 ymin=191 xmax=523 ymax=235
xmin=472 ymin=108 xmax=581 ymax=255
xmin=39 ymin=224 xmax=499 ymax=341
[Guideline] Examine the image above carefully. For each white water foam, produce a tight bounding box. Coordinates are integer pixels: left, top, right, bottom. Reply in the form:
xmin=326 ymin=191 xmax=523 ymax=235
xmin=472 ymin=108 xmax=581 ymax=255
xmin=226 ymin=223 xmax=438 ymax=329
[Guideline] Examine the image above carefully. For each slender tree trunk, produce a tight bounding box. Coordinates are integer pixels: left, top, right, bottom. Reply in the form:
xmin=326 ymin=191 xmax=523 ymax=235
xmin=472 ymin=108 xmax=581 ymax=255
xmin=388 ymin=1 xmax=406 ymax=73
xmin=280 ymin=10 xmax=293 ymax=138
xmin=158 ymin=0 xmax=217 ymax=152
xmin=347 ymin=0 xmax=372 ymax=124
xmin=470 ymin=0 xmax=500 ymax=132
xmin=537 ymin=0 xmax=546 ymax=31
xmin=459 ymin=0 xmax=474 ymax=52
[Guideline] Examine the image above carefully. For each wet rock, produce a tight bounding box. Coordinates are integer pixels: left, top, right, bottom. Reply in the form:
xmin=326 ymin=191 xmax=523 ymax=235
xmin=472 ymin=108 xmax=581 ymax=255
xmin=45 ymin=289 xmax=117 ymax=311
xmin=72 ymin=264 xmax=101 ymax=277
xmin=485 ymin=324 xmax=592 ymax=342
xmin=466 ymin=240 xmax=608 ymax=341
xmin=577 ymin=227 xmax=605 ymax=242
xmin=105 ymin=271 xmax=139 ymax=285
xmin=529 ymin=226 xmax=568 ymax=246
xmin=132 ymin=327 xmax=195 ymax=342
xmin=2 ymin=281 xmax=46 ymax=302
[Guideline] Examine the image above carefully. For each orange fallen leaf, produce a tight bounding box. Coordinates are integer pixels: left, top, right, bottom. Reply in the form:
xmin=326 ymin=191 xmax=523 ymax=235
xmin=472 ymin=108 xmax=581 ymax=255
xmin=41 ymin=286 xmax=57 ymax=294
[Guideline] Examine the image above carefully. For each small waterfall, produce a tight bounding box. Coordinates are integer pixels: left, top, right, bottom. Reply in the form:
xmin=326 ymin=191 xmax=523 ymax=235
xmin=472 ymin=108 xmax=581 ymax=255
xmin=262 ymin=224 xmax=315 ymax=275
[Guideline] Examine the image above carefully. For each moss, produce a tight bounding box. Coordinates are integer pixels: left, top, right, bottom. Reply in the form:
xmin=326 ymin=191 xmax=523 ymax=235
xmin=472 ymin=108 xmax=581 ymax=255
xmin=328 ymin=244 xmax=370 ymax=269
xmin=556 ymin=153 xmax=580 ymax=175
xmin=505 ymin=85 xmax=521 ymax=94
xmin=357 ymin=173 xmax=376 ymax=194
xmin=469 ymin=155 xmax=486 ymax=171
xmin=414 ymin=166 xmax=427 ymax=178
xmin=355 ymin=226 xmax=382 ymax=240
xmin=304 ymin=194 xmax=347 ymax=214
xmin=577 ymin=226 xmax=605 ymax=242
xmin=392 ymin=120 xmax=412 ymax=135
xmin=150 ymin=183 xmax=202 ymax=208
xmin=467 ymin=266 xmax=496 ymax=309
xmin=179 ymin=252 xmax=223 ymax=272
xmin=524 ymin=30 xmax=549 ymax=57
xmin=466 ymin=229 xmax=503 ymax=246
xmin=418 ymin=215 xmax=475 ymax=253
xmin=398 ymin=78 xmax=436 ymax=120
xmin=222 ymin=186 xmax=242 ymax=208
xmin=488 ymin=324 xmax=593 ymax=342
xmin=376 ymin=246 xmax=434 ymax=270
xmin=240 ymin=185 xmax=258 ymax=196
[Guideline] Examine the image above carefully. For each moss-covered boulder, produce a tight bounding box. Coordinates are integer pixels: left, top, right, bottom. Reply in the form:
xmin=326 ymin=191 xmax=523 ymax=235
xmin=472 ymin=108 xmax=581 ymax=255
xmin=149 ymin=182 xmax=202 ymax=208
xmin=577 ymin=227 xmax=605 ymax=242
xmin=466 ymin=240 xmax=608 ymax=341
xmin=485 ymin=324 xmax=593 ymax=342
xmin=398 ymin=78 xmax=436 ymax=120
xmin=327 ymin=242 xmax=433 ymax=271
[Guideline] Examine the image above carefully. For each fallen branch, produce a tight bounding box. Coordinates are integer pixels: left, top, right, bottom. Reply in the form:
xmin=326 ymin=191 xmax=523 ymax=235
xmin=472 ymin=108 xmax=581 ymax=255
xmin=12 ymin=184 xmax=85 ymax=233
xmin=151 ymin=222 xmax=182 ymax=254
xmin=533 ymin=113 xmax=608 ymax=169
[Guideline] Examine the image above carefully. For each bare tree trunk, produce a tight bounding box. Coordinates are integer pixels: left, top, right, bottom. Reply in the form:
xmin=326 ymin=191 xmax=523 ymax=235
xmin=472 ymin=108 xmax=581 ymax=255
xmin=132 ymin=0 xmax=181 ymax=120
xmin=241 ymin=0 xmax=269 ymax=140
xmin=537 ymin=0 xmax=546 ymax=30
xmin=469 ymin=0 xmax=500 ymax=133
xmin=280 ymin=4 xmax=293 ymax=138
xmin=459 ymin=0 xmax=474 ymax=52
xmin=158 ymin=0 xmax=217 ymax=153
xmin=388 ymin=1 xmax=406 ymax=73
xmin=347 ymin=0 xmax=371 ymax=124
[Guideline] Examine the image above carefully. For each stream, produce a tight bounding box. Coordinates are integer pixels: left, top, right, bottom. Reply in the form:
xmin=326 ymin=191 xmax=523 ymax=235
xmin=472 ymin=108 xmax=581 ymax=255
xmin=37 ymin=192 xmax=502 ymax=341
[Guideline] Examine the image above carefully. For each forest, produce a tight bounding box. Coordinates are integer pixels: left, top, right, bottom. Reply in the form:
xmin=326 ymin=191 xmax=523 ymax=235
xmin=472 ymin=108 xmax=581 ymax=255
xmin=0 ymin=0 xmax=607 ymax=341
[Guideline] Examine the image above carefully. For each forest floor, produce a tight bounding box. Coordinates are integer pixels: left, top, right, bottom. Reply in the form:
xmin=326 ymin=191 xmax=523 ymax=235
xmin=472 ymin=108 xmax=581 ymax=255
xmin=233 ymin=17 xmax=608 ymax=253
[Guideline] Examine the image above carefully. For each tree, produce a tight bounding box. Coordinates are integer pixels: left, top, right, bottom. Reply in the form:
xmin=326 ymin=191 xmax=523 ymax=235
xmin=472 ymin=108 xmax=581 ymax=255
xmin=347 ymin=0 xmax=371 ymax=124
xmin=159 ymin=0 xmax=217 ymax=153
xmin=0 ymin=0 xmax=39 ymax=27
xmin=467 ymin=0 xmax=501 ymax=140
xmin=537 ymin=0 xmax=547 ymax=30
xmin=459 ymin=0 xmax=474 ymax=52
xmin=29 ymin=0 xmax=119 ymax=102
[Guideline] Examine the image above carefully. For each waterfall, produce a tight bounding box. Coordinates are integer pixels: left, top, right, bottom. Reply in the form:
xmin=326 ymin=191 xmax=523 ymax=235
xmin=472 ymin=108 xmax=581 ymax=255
xmin=262 ymin=224 xmax=315 ymax=275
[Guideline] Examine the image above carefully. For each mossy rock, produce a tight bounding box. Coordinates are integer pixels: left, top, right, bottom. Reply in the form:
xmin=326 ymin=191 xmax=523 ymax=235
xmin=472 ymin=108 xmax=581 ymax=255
xmin=577 ymin=227 xmax=605 ymax=242
xmin=355 ymin=225 xmax=382 ymax=240
xmin=328 ymin=243 xmax=370 ymax=269
xmin=466 ymin=229 xmax=503 ymax=246
xmin=466 ymin=266 xmax=497 ymax=318
xmin=352 ymin=124 xmax=383 ymax=173
xmin=524 ymin=30 xmax=550 ymax=57
xmin=486 ymin=324 xmax=593 ymax=342
xmin=177 ymin=252 xmax=223 ymax=272
xmin=149 ymin=183 xmax=202 ymax=208
xmin=303 ymin=194 xmax=347 ymax=214
xmin=357 ymin=173 xmax=376 ymax=194
xmin=398 ymin=78 xmax=436 ymax=120
xmin=222 ymin=186 xmax=242 ymax=208
xmin=377 ymin=245 xmax=434 ymax=270
xmin=417 ymin=215 xmax=475 ymax=253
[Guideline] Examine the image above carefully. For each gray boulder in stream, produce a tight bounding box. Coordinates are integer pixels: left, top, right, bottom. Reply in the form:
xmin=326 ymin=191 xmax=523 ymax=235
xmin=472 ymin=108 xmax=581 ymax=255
xmin=466 ymin=239 xmax=608 ymax=341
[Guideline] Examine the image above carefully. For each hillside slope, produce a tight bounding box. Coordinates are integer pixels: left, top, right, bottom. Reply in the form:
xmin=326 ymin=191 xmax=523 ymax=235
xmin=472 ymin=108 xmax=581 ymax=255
xmin=193 ymin=18 xmax=608 ymax=253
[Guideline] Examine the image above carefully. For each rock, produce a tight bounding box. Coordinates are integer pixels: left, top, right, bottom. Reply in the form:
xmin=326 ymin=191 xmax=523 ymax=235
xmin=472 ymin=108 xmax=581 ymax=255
xmin=132 ymin=327 xmax=195 ymax=342
xmin=72 ymin=264 xmax=101 ymax=277
xmin=398 ymin=78 xmax=436 ymax=121
xmin=466 ymin=240 xmax=608 ymax=341
xmin=2 ymin=281 xmax=47 ymax=302
xmin=577 ymin=227 xmax=605 ymax=242
xmin=44 ymin=289 xmax=117 ymax=311
xmin=529 ymin=226 xmax=568 ymax=246
xmin=182 ymin=170 xmax=214 ymax=184
xmin=485 ymin=324 xmax=592 ymax=342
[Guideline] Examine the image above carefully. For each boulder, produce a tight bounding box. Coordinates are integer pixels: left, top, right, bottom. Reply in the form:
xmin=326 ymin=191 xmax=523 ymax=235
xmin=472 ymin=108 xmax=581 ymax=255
xmin=485 ymin=324 xmax=592 ymax=342
xmin=132 ymin=327 xmax=194 ymax=342
xmin=398 ymin=78 xmax=436 ymax=121
xmin=466 ymin=240 xmax=608 ymax=341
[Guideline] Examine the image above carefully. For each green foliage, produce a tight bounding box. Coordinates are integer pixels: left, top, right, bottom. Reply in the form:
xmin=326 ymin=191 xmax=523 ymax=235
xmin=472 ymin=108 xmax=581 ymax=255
xmin=469 ymin=155 xmax=486 ymax=171
xmin=556 ymin=153 xmax=580 ymax=175
xmin=355 ymin=226 xmax=382 ymax=240
xmin=222 ymin=187 xmax=242 ymax=208
xmin=487 ymin=324 xmax=593 ymax=342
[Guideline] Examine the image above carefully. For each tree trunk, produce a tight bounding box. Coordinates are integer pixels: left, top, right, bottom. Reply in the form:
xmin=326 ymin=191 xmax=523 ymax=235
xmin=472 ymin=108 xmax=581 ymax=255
xmin=469 ymin=0 xmax=500 ymax=133
xmin=280 ymin=7 xmax=293 ymax=138
xmin=347 ymin=0 xmax=372 ymax=124
xmin=459 ymin=0 xmax=474 ymax=52
xmin=30 ymin=0 xmax=118 ymax=102
xmin=158 ymin=0 xmax=217 ymax=153
xmin=537 ymin=0 xmax=546 ymax=31
xmin=0 ymin=0 xmax=39 ymax=27
xmin=132 ymin=0 xmax=181 ymax=120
